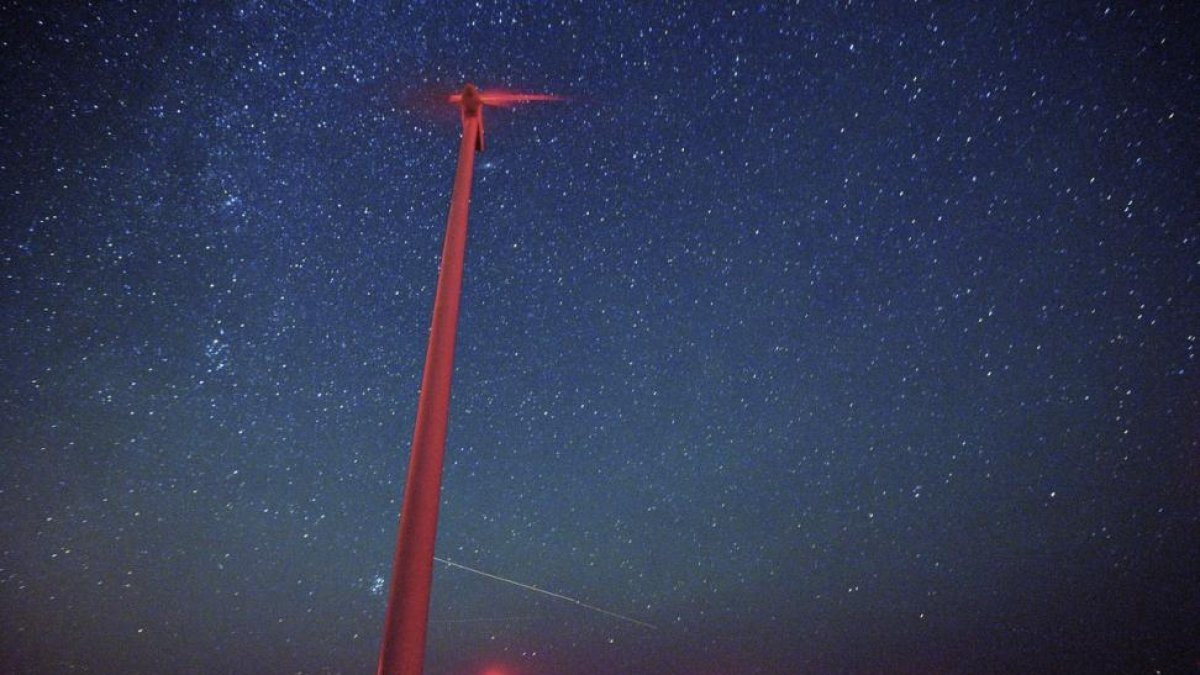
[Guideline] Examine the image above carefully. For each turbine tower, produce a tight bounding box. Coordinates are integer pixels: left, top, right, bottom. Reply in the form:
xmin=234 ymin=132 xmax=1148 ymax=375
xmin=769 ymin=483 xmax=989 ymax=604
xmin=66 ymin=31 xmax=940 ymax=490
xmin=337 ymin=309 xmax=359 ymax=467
xmin=377 ymin=84 xmax=561 ymax=675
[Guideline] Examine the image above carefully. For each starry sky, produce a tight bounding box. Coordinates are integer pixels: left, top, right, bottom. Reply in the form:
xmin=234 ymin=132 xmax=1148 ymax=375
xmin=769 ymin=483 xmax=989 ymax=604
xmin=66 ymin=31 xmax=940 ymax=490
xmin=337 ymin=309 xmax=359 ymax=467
xmin=2 ymin=2 xmax=1198 ymax=674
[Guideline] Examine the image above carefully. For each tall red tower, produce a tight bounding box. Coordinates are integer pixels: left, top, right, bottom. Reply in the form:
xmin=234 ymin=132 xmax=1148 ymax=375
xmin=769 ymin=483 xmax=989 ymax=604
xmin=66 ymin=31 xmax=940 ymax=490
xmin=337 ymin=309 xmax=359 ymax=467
xmin=377 ymin=84 xmax=560 ymax=675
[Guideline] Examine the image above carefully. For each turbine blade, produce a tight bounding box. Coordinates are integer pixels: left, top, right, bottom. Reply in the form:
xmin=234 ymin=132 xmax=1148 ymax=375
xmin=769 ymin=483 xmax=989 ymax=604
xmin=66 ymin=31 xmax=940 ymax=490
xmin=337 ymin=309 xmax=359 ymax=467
xmin=479 ymin=91 xmax=567 ymax=107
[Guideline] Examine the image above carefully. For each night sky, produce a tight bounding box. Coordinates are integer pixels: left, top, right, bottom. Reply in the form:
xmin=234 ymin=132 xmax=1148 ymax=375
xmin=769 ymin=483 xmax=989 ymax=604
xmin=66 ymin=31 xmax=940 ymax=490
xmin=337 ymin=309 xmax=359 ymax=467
xmin=2 ymin=2 xmax=1198 ymax=674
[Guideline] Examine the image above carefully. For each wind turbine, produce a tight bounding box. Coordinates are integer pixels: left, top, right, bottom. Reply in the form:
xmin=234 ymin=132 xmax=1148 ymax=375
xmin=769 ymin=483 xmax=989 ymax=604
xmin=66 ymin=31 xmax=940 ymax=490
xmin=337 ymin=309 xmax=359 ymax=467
xmin=376 ymin=84 xmax=562 ymax=675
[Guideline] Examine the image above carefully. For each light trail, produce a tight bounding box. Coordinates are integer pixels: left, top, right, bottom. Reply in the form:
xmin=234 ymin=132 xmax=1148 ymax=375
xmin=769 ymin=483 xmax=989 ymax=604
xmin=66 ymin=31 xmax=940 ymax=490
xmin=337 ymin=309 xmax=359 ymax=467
xmin=433 ymin=556 xmax=658 ymax=630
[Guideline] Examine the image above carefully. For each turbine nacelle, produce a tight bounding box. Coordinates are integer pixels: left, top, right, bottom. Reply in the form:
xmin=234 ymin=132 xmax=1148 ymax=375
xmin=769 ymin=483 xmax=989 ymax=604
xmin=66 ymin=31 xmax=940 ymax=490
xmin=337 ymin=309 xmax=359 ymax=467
xmin=448 ymin=84 xmax=565 ymax=153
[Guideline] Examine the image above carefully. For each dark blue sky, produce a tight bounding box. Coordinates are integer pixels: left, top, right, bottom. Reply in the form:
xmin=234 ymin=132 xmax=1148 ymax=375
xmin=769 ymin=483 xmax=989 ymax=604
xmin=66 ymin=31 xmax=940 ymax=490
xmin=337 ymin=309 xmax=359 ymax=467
xmin=2 ymin=2 xmax=1197 ymax=673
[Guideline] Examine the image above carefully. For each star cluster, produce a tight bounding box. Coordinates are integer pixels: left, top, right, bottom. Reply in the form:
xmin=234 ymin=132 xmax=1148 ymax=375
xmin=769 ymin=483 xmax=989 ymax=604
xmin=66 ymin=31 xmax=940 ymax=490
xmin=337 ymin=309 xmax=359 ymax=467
xmin=2 ymin=2 xmax=1197 ymax=673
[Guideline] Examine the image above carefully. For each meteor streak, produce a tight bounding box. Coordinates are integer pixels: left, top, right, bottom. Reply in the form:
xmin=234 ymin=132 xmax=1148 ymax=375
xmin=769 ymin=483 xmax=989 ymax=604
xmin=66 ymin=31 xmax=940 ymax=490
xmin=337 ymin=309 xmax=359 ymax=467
xmin=433 ymin=556 xmax=658 ymax=631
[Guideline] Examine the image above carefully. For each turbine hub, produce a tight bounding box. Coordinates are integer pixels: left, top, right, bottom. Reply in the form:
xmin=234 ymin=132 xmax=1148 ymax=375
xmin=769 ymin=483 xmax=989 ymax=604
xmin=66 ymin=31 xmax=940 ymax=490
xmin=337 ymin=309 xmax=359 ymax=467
xmin=459 ymin=84 xmax=483 ymax=118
